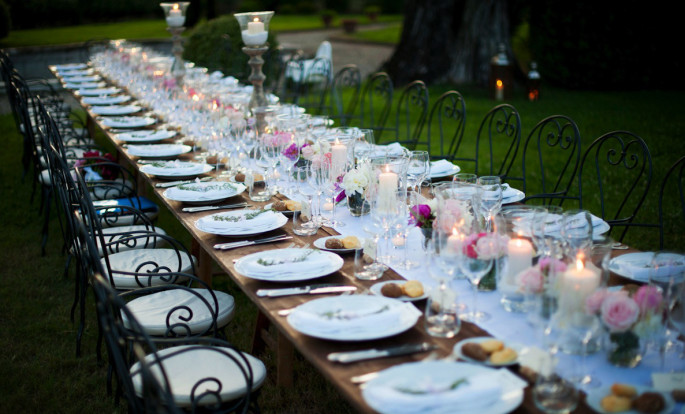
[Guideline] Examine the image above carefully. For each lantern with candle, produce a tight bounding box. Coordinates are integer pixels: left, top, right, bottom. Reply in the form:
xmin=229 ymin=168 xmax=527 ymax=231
xmin=234 ymin=11 xmax=275 ymax=111
xmin=160 ymin=2 xmax=190 ymax=86
xmin=489 ymin=43 xmax=513 ymax=101
xmin=526 ymin=61 xmax=541 ymax=101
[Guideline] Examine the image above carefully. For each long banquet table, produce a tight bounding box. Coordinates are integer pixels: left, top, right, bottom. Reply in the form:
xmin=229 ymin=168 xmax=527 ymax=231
xmin=50 ymin=54 xmax=684 ymax=414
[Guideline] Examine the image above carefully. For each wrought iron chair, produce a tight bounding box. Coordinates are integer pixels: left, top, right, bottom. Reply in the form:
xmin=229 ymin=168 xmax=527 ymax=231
xmin=297 ymin=57 xmax=332 ymax=115
xmin=658 ymin=155 xmax=685 ymax=249
xmin=327 ymin=64 xmax=361 ymax=126
xmin=521 ymin=115 xmax=582 ymax=207
xmin=277 ymin=51 xmax=305 ymax=104
xmin=352 ymin=71 xmax=393 ymax=141
xmin=425 ymin=90 xmax=466 ymax=163
xmin=379 ymin=80 xmax=429 ymax=149
xmin=475 ymin=104 xmax=522 ymax=184
xmin=577 ymin=131 xmax=653 ymax=243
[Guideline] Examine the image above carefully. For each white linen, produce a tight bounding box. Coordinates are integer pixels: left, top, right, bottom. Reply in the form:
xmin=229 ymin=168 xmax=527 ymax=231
xmin=91 ymin=105 xmax=142 ymax=116
xmin=140 ymin=160 xmax=207 ymax=176
xmin=197 ymin=210 xmax=282 ymax=233
xmin=430 ymin=159 xmax=458 ymax=176
xmin=165 ymin=182 xmax=242 ymax=201
xmin=126 ymin=144 xmax=190 ymax=157
xmin=237 ymin=249 xmax=332 ymax=278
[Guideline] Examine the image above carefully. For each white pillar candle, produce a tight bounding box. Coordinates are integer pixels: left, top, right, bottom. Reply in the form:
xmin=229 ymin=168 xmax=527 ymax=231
xmin=506 ymin=237 xmax=533 ymax=282
xmin=446 ymin=227 xmax=462 ymax=256
xmin=560 ymin=256 xmax=600 ymax=314
xmin=247 ymin=19 xmax=265 ymax=34
xmin=495 ymin=79 xmax=504 ymax=101
xmin=330 ymin=139 xmax=347 ymax=176
xmin=166 ymin=5 xmax=185 ymax=27
xmin=377 ymin=166 xmax=398 ymax=212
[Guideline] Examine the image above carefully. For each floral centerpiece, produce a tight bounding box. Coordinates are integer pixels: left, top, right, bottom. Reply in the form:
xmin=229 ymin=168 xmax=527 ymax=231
xmin=73 ymin=150 xmax=117 ymax=181
xmin=462 ymin=231 xmax=510 ymax=291
xmin=585 ymin=285 xmax=664 ymax=367
xmin=338 ymin=163 xmax=374 ymax=216
xmin=517 ymin=257 xmax=568 ymax=295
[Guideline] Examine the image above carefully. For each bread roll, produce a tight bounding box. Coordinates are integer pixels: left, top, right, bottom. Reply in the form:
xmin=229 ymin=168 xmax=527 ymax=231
xmin=480 ymin=339 xmax=504 ymax=354
xmin=380 ymin=283 xmax=403 ymax=298
xmin=462 ymin=342 xmax=488 ymax=361
xmin=611 ymin=383 xmax=638 ymax=398
xmin=489 ymin=347 xmax=517 ymax=364
xmin=341 ymin=236 xmax=361 ymax=249
xmin=401 ymin=280 xmax=424 ymax=298
xmin=600 ymin=394 xmax=632 ymax=413
xmin=632 ymin=392 xmax=665 ymax=413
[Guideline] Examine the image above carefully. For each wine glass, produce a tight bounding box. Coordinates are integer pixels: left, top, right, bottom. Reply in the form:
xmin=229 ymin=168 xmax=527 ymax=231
xmin=452 ymin=173 xmax=477 ymax=184
xmin=649 ymin=250 xmax=685 ymax=371
xmin=323 ymin=162 xmax=347 ymax=228
xmin=407 ymin=150 xmax=430 ymax=192
xmin=669 ymin=272 xmax=685 ymax=360
xmin=458 ymin=219 xmax=494 ymax=323
xmin=565 ymin=312 xmax=603 ymax=389
xmin=392 ymin=188 xmax=422 ymax=269
xmin=370 ymin=188 xmax=404 ymax=264
xmin=310 ymin=159 xmax=330 ymax=227
xmin=476 ymin=175 xmax=502 ymax=231
xmin=292 ymin=165 xmax=319 ymax=234
xmin=560 ymin=209 xmax=593 ymax=254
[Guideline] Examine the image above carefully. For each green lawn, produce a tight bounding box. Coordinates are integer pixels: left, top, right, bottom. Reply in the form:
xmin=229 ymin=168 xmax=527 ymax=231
xmin=0 ymin=15 xmax=403 ymax=48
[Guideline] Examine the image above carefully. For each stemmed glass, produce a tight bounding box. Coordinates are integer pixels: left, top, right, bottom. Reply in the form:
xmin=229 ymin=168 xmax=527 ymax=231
xmin=292 ymin=165 xmax=319 ymax=234
xmin=310 ymin=159 xmax=330 ymax=227
xmin=560 ymin=209 xmax=593 ymax=254
xmin=392 ymin=188 xmax=422 ymax=269
xmin=649 ymin=250 xmax=685 ymax=371
xmin=323 ymin=162 xmax=348 ymax=228
xmin=566 ymin=312 xmax=603 ymax=389
xmin=458 ymin=218 xmax=494 ymax=323
xmin=669 ymin=269 xmax=685 ymax=360
xmin=407 ymin=150 xmax=430 ymax=192
xmin=476 ymin=175 xmax=502 ymax=231
xmin=370 ymin=188 xmax=404 ymax=265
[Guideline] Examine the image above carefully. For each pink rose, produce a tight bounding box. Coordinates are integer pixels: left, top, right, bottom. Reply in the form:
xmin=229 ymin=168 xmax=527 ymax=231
xmin=518 ymin=267 xmax=544 ymax=294
xmin=539 ymin=257 xmax=567 ymax=276
xmin=462 ymin=233 xmax=483 ymax=259
xmin=633 ymin=285 xmax=664 ymax=315
xmin=476 ymin=233 xmax=508 ymax=260
xmin=300 ymin=145 xmax=315 ymax=160
xmin=585 ymin=288 xmax=609 ymax=314
xmin=600 ymin=293 xmax=640 ymax=332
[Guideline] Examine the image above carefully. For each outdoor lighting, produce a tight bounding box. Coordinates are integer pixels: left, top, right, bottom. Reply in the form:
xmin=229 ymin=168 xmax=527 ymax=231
xmin=234 ymin=11 xmax=275 ymax=113
xmin=489 ymin=43 xmax=513 ymax=101
xmin=527 ymin=61 xmax=541 ymax=101
xmin=160 ymin=2 xmax=190 ymax=86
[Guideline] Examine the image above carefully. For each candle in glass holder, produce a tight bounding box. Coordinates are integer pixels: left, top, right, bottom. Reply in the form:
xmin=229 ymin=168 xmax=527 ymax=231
xmin=166 ymin=4 xmax=185 ymax=27
xmin=446 ymin=227 xmax=462 ymax=255
xmin=560 ymin=254 xmax=600 ymax=314
xmin=377 ymin=166 xmax=398 ymax=211
xmin=331 ymin=139 xmax=347 ymax=175
xmin=241 ymin=18 xmax=268 ymax=46
xmin=495 ymin=79 xmax=504 ymax=101
xmin=506 ymin=237 xmax=534 ymax=282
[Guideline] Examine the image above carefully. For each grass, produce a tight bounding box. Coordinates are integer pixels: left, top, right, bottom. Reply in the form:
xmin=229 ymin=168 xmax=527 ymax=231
xmin=340 ymin=22 xmax=402 ymax=44
xmin=0 ymin=14 xmax=404 ymax=49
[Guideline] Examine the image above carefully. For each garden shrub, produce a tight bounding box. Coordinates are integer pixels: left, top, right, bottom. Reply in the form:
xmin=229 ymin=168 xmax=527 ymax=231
xmin=182 ymin=15 xmax=279 ymax=83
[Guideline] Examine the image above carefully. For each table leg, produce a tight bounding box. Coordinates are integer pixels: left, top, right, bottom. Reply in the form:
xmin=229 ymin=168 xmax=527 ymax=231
xmin=252 ymin=310 xmax=270 ymax=355
xmin=197 ymin=244 xmax=212 ymax=287
xmin=277 ymin=331 xmax=294 ymax=387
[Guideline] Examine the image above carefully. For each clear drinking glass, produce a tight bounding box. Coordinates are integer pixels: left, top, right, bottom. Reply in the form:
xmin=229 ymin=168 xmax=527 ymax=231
xmin=476 ymin=175 xmax=502 ymax=231
xmin=458 ymin=219 xmax=494 ymax=323
xmin=407 ymin=150 xmax=430 ymax=192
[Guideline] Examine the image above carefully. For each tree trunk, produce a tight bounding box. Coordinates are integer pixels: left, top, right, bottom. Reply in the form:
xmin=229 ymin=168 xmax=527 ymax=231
xmin=384 ymin=0 xmax=512 ymax=87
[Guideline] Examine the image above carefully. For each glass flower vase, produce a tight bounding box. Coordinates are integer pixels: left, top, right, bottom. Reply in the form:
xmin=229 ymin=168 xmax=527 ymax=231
xmin=606 ymin=330 xmax=643 ymax=367
xmin=347 ymin=192 xmax=370 ymax=216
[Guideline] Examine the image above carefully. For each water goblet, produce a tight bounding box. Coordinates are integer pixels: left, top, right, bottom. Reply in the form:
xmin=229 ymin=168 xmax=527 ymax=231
xmin=476 ymin=175 xmax=502 ymax=231
xmin=458 ymin=220 xmax=494 ymax=323
xmin=407 ymin=150 xmax=430 ymax=192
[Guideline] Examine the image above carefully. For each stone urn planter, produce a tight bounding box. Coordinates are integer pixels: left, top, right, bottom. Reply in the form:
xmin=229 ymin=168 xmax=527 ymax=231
xmin=341 ymin=19 xmax=358 ymax=34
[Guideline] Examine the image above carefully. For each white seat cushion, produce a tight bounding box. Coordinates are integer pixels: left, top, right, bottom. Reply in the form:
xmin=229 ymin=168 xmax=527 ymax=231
xmin=131 ymin=345 xmax=266 ymax=407
xmin=122 ymin=289 xmax=235 ymax=336
xmin=98 ymin=225 xmax=168 ymax=256
xmin=102 ymin=249 xmax=196 ymax=289
xmin=39 ymin=169 xmax=52 ymax=186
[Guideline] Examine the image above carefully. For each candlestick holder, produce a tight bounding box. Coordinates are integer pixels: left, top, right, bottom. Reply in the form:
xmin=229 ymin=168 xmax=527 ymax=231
xmin=160 ymin=2 xmax=190 ymax=86
xmin=234 ymin=11 xmax=275 ymax=113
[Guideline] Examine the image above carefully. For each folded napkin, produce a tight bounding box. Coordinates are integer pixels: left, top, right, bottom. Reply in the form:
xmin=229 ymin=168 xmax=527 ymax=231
xmin=289 ymin=300 xmax=419 ymax=335
xmin=501 ymin=183 xmax=521 ymax=200
xmin=198 ymin=210 xmax=279 ymax=233
xmin=128 ymin=144 xmax=179 ymax=156
xmin=430 ymin=159 xmax=457 ymax=176
xmin=364 ymin=370 xmax=503 ymax=414
xmin=168 ymin=182 xmax=237 ymax=200
xmin=543 ymin=213 xmax=604 ymax=234
xmin=239 ymin=250 xmax=332 ymax=278
xmin=612 ymin=254 xmax=685 ymax=281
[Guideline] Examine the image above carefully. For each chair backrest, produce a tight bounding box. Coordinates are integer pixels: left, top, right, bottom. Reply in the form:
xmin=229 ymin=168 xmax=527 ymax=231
xmin=475 ymin=103 xmax=521 ymax=182
xmin=578 ymin=131 xmax=653 ymax=242
xmin=426 ymin=90 xmax=466 ymax=163
xmin=355 ymin=72 xmax=393 ymax=141
xmin=328 ymin=64 xmax=361 ymax=127
xmin=381 ymin=80 xmax=429 ymax=149
xmin=521 ymin=115 xmax=582 ymax=207
xmin=315 ymin=41 xmax=332 ymax=60
xmin=658 ymin=155 xmax=685 ymax=249
xmin=278 ymin=51 xmax=305 ymax=104
xmin=298 ymin=57 xmax=332 ymax=115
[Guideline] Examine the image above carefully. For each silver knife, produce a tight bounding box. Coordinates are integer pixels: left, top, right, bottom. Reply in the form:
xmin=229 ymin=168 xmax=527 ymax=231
xmin=256 ymin=284 xmax=357 ymax=298
xmin=214 ymin=235 xmax=293 ymax=250
xmin=328 ymin=342 xmax=436 ymax=364
xmin=155 ymin=176 xmax=212 ymax=188
xmin=182 ymin=203 xmax=249 ymax=213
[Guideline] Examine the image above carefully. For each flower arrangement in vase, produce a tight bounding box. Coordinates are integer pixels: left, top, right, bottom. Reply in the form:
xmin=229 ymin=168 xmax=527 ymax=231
xmin=585 ymin=285 xmax=664 ymax=367
xmin=338 ymin=163 xmax=374 ymax=216
xmin=461 ymin=231 xmax=510 ymax=291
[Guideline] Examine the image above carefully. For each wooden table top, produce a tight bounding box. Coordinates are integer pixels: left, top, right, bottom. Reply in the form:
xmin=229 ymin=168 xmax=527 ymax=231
xmin=52 ymin=65 xmax=649 ymax=414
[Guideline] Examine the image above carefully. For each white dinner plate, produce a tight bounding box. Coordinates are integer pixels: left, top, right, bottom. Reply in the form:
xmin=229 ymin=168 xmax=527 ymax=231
xmin=369 ymin=280 xmax=428 ymax=302
xmin=82 ymin=95 xmax=132 ymax=106
xmin=195 ymin=209 xmax=288 ymax=237
xmin=65 ymin=81 xmax=106 ymax=89
xmin=140 ymin=161 xmax=212 ymax=179
xmin=429 ymin=162 xmax=461 ymax=179
xmin=609 ymin=252 xmax=685 ymax=282
xmin=585 ymin=385 xmax=674 ymax=414
xmin=91 ymin=105 xmax=142 ymax=116
xmin=76 ymin=87 xmax=120 ymax=96
xmin=54 ymin=63 xmax=88 ymax=71
xmin=116 ymin=129 xmax=177 ymax=143
xmin=59 ymin=68 xmax=94 ymax=77
xmin=102 ymin=116 xmax=156 ymax=129
xmin=126 ymin=144 xmax=191 ymax=159
xmin=62 ymin=75 xmax=101 ymax=83
xmin=362 ymin=361 xmax=525 ymax=414
xmin=235 ymin=248 xmax=344 ymax=283
xmin=501 ymin=183 xmax=525 ymax=204
xmin=287 ymin=295 xmax=421 ymax=341
xmin=453 ymin=336 xmax=522 ymax=367
xmin=313 ymin=235 xmax=360 ymax=253
xmin=264 ymin=201 xmax=301 ymax=217
xmin=163 ymin=181 xmax=245 ymax=205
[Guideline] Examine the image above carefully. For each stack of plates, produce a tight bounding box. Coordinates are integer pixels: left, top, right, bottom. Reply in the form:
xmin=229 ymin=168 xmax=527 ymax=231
xmin=195 ymin=209 xmax=288 ymax=236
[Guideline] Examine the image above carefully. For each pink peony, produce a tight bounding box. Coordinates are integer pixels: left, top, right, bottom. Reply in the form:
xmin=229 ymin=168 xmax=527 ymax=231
xmin=462 ymin=233 xmax=484 ymax=259
xmin=518 ymin=267 xmax=545 ymax=294
xmin=300 ymin=145 xmax=315 ymax=160
xmin=633 ymin=285 xmax=664 ymax=315
xmin=476 ymin=233 xmax=508 ymax=260
xmin=600 ymin=293 xmax=640 ymax=332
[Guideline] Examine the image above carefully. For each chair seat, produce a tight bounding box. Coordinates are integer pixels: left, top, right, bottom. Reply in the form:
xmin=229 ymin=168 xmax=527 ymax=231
xmin=131 ymin=345 xmax=266 ymax=408
xmin=39 ymin=169 xmax=52 ymax=186
xmin=102 ymin=249 xmax=196 ymax=289
xmin=90 ymin=178 xmax=135 ymax=200
xmin=98 ymin=225 xmax=168 ymax=256
xmin=122 ymin=289 xmax=235 ymax=336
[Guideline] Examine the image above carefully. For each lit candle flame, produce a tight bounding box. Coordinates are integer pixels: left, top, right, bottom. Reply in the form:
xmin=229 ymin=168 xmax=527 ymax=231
xmin=172 ymin=3 xmax=179 ymax=10
xmin=253 ymin=17 xmax=259 ymax=22
xmin=496 ymin=79 xmax=503 ymax=88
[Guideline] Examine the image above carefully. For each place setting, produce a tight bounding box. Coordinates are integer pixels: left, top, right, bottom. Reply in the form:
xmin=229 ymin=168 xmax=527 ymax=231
xmin=163 ymin=181 xmax=246 ymax=205
xmin=90 ymin=104 xmax=143 ymax=116
xmin=81 ymin=95 xmax=132 ymax=106
xmin=101 ymin=115 xmax=157 ymax=129
xmin=609 ymin=250 xmax=685 ymax=282
xmin=116 ymin=128 xmax=177 ymax=143
xmin=75 ymin=86 xmax=121 ymax=96
xmin=195 ymin=207 xmax=289 ymax=237
xmin=126 ymin=143 xmax=192 ymax=159
xmin=429 ymin=159 xmax=461 ymax=179
xmin=233 ymin=247 xmax=344 ymax=282
xmin=139 ymin=159 xmax=213 ymax=179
